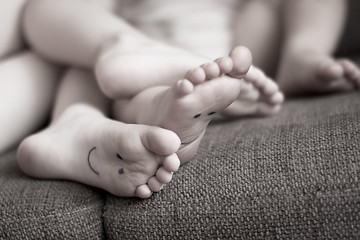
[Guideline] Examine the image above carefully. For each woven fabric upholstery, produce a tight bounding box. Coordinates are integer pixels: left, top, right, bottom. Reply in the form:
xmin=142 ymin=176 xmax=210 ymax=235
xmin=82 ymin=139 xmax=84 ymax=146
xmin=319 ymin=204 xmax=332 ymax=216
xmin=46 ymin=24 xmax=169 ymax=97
xmin=103 ymin=91 xmax=360 ymax=240
xmin=0 ymin=150 xmax=105 ymax=240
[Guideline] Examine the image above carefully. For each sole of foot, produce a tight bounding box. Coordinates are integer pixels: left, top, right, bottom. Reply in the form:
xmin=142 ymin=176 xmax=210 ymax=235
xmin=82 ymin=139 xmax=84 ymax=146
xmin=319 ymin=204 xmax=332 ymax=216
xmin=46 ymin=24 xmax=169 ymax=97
xmin=185 ymin=46 xmax=284 ymax=117
xmin=127 ymin=46 xmax=254 ymax=164
xmin=17 ymin=104 xmax=181 ymax=198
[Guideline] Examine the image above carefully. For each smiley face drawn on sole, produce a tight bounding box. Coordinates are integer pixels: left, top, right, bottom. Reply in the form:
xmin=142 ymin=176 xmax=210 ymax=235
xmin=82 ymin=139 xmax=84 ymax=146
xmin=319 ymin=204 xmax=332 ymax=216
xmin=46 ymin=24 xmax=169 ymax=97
xmin=88 ymin=147 xmax=126 ymax=176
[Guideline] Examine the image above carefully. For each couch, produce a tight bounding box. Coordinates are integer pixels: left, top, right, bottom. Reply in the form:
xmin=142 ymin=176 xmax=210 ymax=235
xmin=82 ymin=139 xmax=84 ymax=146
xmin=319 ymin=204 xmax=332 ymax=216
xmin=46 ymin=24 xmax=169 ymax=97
xmin=1 ymin=2 xmax=360 ymax=239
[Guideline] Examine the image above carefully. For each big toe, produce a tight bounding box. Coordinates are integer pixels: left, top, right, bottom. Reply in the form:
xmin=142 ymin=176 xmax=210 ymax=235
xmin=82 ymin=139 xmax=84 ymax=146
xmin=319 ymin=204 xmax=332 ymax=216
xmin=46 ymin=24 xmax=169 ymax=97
xmin=141 ymin=127 xmax=181 ymax=155
xmin=317 ymin=61 xmax=344 ymax=81
xmin=339 ymin=59 xmax=360 ymax=87
xmin=228 ymin=46 xmax=252 ymax=78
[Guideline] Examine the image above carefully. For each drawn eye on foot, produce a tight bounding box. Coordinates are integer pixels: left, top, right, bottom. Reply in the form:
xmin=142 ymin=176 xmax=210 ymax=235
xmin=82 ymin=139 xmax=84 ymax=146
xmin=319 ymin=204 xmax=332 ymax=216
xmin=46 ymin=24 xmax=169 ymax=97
xmin=194 ymin=111 xmax=216 ymax=119
xmin=87 ymin=148 xmax=126 ymax=176
xmin=116 ymin=153 xmax=125 ymax=175
xmin=194 ymin=113 xmax=201 ymax=119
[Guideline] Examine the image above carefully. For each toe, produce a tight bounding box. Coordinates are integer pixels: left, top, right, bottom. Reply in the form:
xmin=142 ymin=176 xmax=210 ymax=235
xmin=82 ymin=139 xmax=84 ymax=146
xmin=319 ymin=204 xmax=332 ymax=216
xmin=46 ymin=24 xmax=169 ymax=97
xmin=201 ymin=62 xmax=221 ymax=80
xmin=174 ymin=79 xmax=195 ymax=96
xmin=245 ymin=66 xmax=267 ymax=87
xmin=142 ymin=127 xmax=181 ymax=156
xmin=339 ymin=59 xmax=360 ymax=87
xmin=262 ymin=78 xmax=279 ymax=96
xmin=228 ymin=46 xmax=252 ymax=78
xmin=162 ymin=153 xmax=180 ymax=172
xmin=148 ymin=177 xmax=164 ymax=192
xmin=135 ymin=184 xmax=153 ymax=198
xmin=269 ymin=92 xmax=285 ymax=105
xmin=317 ymin=61 xmax=344 ymax=81
xmin=237 ymin=82 xmax=260 ymax=101
xmin=185 ymin=68 xmax=206 ymax=84
xmin=215 ymin=56 xmax=233 ymax=74
xmin=156 ymin=167 xmax=173 ymax=184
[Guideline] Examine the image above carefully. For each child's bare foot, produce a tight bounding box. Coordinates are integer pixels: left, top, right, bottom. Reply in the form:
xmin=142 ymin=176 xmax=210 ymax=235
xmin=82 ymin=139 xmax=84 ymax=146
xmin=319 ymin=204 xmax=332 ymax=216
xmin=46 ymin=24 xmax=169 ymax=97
xmin=114 ymin=46 xmax=253 ymax=163
xmin=222 ymin=65 xmax=284 ymax=117
xmin=95 ymin=34 xmax=208 ymax=98
xmin=17 ymin=105 xmax=181 ymax=198
xmin=185 ymin=47 xmax=284 ymax=117
xmin=278 ymin=50 xmax=360 ymax=96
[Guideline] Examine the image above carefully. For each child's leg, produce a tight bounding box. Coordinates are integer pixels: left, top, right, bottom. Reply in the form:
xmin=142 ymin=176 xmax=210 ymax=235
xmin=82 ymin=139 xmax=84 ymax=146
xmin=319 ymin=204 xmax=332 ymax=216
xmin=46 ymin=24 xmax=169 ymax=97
xmin=23 ymin=0 xmax=145 ymax=68
xmin=228 ymin=0 xmax=284 ymax=116
xmin=277 ymin=0 xmax=360 ymax=96
xmin=0 ymin=52 xmax=59 ymax=154
xmin=23 ymin=0 xmax=211 ymax=98
xmin=233 ymin=0 xmax=283 ymax=76
xmin=17 ymin=68 xmax=181 ymax=198
xmin=0 ymin=0 xmax=27 ymax=59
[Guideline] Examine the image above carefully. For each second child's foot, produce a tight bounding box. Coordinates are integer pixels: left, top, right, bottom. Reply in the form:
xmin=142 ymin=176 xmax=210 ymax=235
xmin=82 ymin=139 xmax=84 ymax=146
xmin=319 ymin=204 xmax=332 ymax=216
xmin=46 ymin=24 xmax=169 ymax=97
xmin=222 ymin=65 xmax=284 ymax=117
xmin=114 ymin=46 xmax=259 ymax=163
xmin=277 ymin=50 xmax=360 ymax=96
xmin=185 ymin=47 xmax=284 ymax=117
xmin=17 ymin=105 xmax=181 ymax=198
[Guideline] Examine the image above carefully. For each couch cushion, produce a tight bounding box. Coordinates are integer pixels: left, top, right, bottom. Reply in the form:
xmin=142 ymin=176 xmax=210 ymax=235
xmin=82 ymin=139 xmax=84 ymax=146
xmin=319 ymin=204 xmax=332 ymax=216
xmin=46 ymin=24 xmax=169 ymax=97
xmin=103 ymin=91 xmax=360 ymax=239
xmin=0 ymin=150 xmax=105 ymax=240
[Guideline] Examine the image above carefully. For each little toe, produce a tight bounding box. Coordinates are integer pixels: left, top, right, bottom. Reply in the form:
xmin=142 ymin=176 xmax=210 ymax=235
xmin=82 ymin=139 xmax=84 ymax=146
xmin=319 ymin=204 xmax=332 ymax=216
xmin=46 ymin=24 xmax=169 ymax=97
xmin=156 ymin=167 xmax=173 ymax=184
xmin=229 ymin=46 xmax=252 ymax=78
xmin=269 ymin=92 xmax=285 ymax=105
xmin=162 ymin=153 xmax=180 ymax=172
xmin=201 ymin=62 xmax=221 ymax=80
xmin=185 ymin=67 xmax=206 ymax=84
xmin=135 ymin=184 xmax=153 ymax=198
xmin=148 ymin=176 xmax=164 ymax=192
xmin=215 ymin=56 xmax=233 ymax=74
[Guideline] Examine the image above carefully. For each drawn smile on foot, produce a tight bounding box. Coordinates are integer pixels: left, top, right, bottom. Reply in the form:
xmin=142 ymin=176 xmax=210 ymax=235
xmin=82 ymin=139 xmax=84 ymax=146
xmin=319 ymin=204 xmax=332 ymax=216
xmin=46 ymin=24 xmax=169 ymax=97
xmin=87 ymin=147 xmax=99 ymax=175
xmin=88 ymin=147 xmax=126 ymax=176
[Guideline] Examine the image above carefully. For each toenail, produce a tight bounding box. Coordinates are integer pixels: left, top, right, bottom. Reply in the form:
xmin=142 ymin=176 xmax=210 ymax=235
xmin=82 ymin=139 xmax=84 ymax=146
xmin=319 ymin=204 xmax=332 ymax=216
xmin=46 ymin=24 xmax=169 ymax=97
xmin=194 ymin=114 xmax=201 ymax=118
xmin=118 ymin=168 xmax=125 ymax=175
xmin=116 ymin=153 xmax=123 ymax=160
xmin=208 ymin=111 xmax=216 ymax=115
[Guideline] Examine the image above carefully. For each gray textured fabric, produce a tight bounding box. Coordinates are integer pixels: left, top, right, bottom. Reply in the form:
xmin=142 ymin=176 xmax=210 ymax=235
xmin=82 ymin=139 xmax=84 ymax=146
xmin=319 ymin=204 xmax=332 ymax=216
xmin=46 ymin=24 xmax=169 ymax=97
xmin=103 ymin=91 xmax=360 ymax=240
xmin=0 ymin=150 xmax=105 ymax=240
